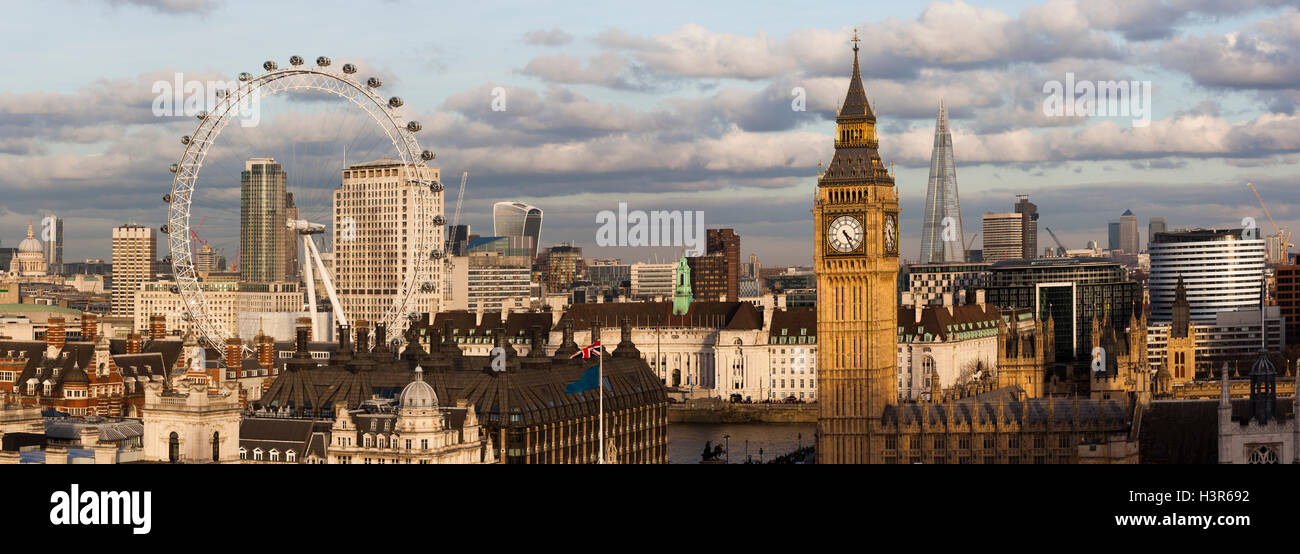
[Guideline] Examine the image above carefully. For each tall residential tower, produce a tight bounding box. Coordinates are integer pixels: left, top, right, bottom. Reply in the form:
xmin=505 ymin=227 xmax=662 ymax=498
xmin=240 ymin=158 xmax=288 ymax=283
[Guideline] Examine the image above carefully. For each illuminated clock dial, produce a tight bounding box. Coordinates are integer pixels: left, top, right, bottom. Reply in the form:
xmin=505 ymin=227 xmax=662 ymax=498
xmin=827 ymin=215 xmax=864 ymax=253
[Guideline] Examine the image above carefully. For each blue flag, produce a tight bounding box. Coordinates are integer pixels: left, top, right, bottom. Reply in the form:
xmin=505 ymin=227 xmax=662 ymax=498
xmin=564 ymin=365 xmax=601 ymax=394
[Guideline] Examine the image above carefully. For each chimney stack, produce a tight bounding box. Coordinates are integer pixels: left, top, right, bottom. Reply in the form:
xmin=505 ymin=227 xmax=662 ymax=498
xmin=256 ymin=333 xmax=274 ymax=375
xmin=46 ymin=316 xmax=66 ymax=357
xmin=80 ymin=313 xmax=98 ymax=342
xmin=224 ymin=336 xmax=242 ymax=381
xmin=296 ymin=316 xmax=314 ymax=342
xmin=149 ymin=314 xmax=167 ymax=339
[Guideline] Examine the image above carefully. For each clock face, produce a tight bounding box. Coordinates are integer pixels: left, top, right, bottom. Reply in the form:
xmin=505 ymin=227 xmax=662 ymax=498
xmin=827 ymin=215 xmax=864 ymax=253
xmin=883 ymin=213 xmax=898 ymax=254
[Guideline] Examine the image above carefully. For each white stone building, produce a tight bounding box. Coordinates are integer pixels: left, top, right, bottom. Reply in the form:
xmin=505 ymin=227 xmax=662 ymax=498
xmin=140 ymin=378 xmax=241 ymax=464
xmin=333 ymin=159 xmax=443 ymax=327
xmin=325 ymin=367 xmax=495 ymax=464
xmin=896 ymin=295 xmax=1005 ymax=402
xmin=1216 ymin=355 xmax=1299 ymax=464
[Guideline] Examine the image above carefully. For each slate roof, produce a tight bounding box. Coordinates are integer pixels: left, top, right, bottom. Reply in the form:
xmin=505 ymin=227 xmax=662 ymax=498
xmin=255 ymin=319 xmax=669 ymax=431
xmin=556 ymin=301 xmax=762 ymax=330
xmin=880 ymin=387 xmax=1132 ymax=430
xmin=1140 ymin=397 xmax=1295 ymax=464
xmin=769 ymin=308 xmax=815 ymax=344
xmin=239 ymin=418 xmax=332 ymax=461
xmin=898 ymin=304 xmax=1002 ymax=343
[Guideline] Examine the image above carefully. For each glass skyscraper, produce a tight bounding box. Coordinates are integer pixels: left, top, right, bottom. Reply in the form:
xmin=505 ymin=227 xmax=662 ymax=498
xmin=919 ymin=102 xmax=964 ymax=263
xmin=492 ymin=201 xmax=543 ymax=261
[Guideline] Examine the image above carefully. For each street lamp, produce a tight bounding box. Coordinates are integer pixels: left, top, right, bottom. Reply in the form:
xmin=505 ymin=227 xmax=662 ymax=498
xmin=723 ymin=434 xmax=731 ymax=464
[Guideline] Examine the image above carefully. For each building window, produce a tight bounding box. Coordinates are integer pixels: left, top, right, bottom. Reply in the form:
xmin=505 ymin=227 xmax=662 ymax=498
xmin=269 ymin=449 xmax=279 ymax=462
xmin=1247 ymin=445 xmax=1279 ymax=464
xmin=253 ymin=448 xmax=263 ymax=461
xmin=168 ymin=432 xmax=179 ymax=463
xmin=212 ymin=431 xmax=220 ymax=462
xmin=287 ymin=450 xmax=297 ymax=463
xmin=239 ymin=447 xmax=246 ymax=460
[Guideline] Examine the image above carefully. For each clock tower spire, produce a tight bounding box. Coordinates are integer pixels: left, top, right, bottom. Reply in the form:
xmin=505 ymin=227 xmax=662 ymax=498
xmin=814 ymin=30 xmax=900 ymax=464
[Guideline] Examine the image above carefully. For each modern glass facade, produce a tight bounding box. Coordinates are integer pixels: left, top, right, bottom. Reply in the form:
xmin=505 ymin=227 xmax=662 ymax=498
xmin=919 ymin=103 xmax=965 ymax=264
xmin=1148 ymin=229 xmax=1266 ymax=322
xmin=984 ymin=257 xmax=1140 ymax=362
xmin=492 ymin=202 xmax=543 ymax=260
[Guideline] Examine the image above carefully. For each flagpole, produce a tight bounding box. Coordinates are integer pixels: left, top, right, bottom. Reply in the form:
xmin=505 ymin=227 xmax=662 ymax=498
xmin=598 ymin=347 xmax=605 ymax=465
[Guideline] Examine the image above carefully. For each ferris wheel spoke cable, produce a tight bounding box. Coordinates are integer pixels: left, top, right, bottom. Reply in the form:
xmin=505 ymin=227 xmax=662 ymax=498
xmin=165 ymin=58 xmax=439 ymax=361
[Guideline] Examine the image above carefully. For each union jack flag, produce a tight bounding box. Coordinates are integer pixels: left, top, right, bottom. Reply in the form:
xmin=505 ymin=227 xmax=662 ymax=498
xmin=570 ymin=340 xmax=602 ymax=359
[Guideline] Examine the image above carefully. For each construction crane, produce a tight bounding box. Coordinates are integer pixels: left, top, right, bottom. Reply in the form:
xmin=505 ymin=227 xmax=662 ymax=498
xmin=447 ymin=171 xmax=468 ymax=253
xmin=965 ymin=232 xmax=979 ymax=251
xmin=1246 ymin=181 xmax=1292 ymax=252
xmin=1045 ymin=227 xmax=1068 ymax=256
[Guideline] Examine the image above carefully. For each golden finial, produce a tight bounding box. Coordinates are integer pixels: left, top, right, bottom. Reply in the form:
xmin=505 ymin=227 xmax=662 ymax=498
xmin=851 ymin=28 xmax=860 ymax=51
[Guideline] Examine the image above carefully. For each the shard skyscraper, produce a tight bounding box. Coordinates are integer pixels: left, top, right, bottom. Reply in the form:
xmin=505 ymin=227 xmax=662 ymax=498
xmin=919 ymin=102 xmax=965 ymax=263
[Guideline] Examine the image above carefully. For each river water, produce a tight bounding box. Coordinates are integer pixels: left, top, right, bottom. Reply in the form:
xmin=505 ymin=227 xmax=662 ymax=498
xmin=668 ymin=423 xmax=815 ymax=464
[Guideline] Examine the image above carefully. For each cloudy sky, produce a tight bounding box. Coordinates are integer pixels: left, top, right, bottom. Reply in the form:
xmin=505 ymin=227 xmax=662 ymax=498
xmin=2 ymin=0 xmax=1298 ymax=267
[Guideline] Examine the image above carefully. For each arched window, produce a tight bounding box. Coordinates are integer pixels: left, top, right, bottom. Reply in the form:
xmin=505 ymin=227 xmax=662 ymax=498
xmin=922 ymin=356 xmax=936 ymax=389
xmin=253 ymin=448 xmax=263 ymax=461
xmin=212 ymin=431 xmax=220 ymax=462
xmin=286 ymin=450 xmax=297 ymax=463
xmin=239 ymin=447 xmax=247 ymax=460
xmin=168 ymin=432 xmax=179 ymax=463
xmin=1248 ymin=445 xmax=1278 ymax=464
xmin=269 ymin=449 xmax=280 ymax=462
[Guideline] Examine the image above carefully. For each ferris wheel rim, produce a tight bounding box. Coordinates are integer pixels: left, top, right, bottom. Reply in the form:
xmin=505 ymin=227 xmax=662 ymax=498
xmin=165 ymin=60 xmax=438 ymax=358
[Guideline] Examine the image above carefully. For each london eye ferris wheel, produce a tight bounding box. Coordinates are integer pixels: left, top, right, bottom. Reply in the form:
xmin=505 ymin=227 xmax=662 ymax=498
xmin=162 ymin=55 xmax=446 ymax=358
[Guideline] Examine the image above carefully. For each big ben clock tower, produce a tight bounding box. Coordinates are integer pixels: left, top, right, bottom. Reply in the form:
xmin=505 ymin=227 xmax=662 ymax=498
xmin=814 ymin=31 xmax=899 ymax=464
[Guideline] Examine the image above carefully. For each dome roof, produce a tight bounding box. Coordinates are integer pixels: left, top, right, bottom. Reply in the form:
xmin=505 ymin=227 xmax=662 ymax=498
xmin=17 ymin=222 xmax=42 ymax=253
xmin=399 ymin=366 xmax=437 ymax=409
xmin=63 ymin=361 xmax=89 ymax=384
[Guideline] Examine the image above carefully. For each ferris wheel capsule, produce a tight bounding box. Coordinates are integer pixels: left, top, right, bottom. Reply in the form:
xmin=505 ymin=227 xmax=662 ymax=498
xmin=180 ymin=135 xmax=191 ymax=145
xmin=432 ymin=215 xmax=447 ymax=226
xmin=429 ymin=249 xmax=444 ymax=260
xmin=406 ymin=121 xmax=421 ymax=132
xmin=342 ymin=63 xmax=357 ymax=74
xmin=163 ymin=193 xmax=172 ymax=203
xmin=169 ymin=164 xmax=179 ymax=173
xmin=430 ymin=181 xmax=444 ymax=193
xmin=263 ymin=60 xmax=278 ymax=71
xmin=238 ymin=72 xmax=252 ymax=82
xmin=160 ymin=225 xmax=169 ymax=234
xmin=316 ymin=56 xmax=331 ymax=67
xmin=421 ymin=282 xmax=436 ymax=292
xmin=290 ymin=55 xmax=304 ymax=66
xmin=196 ymin=110 xmax=208 ymax=120
xmin=367 ymin=77 xmax=382 ymax=88
xmin=170 ymin=285 xmax=179 ymax=294
xmin=421 ymin=150 xmax=435 ymax=161
xmin=388 ymin=96 xmax=403 ymax=108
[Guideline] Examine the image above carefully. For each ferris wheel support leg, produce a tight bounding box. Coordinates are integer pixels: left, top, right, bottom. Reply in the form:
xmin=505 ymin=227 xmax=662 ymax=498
xmin=306 ymin=235 xmax=348 ymax=328
xmin=302 ymin=235 xmax=320 ymax=339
